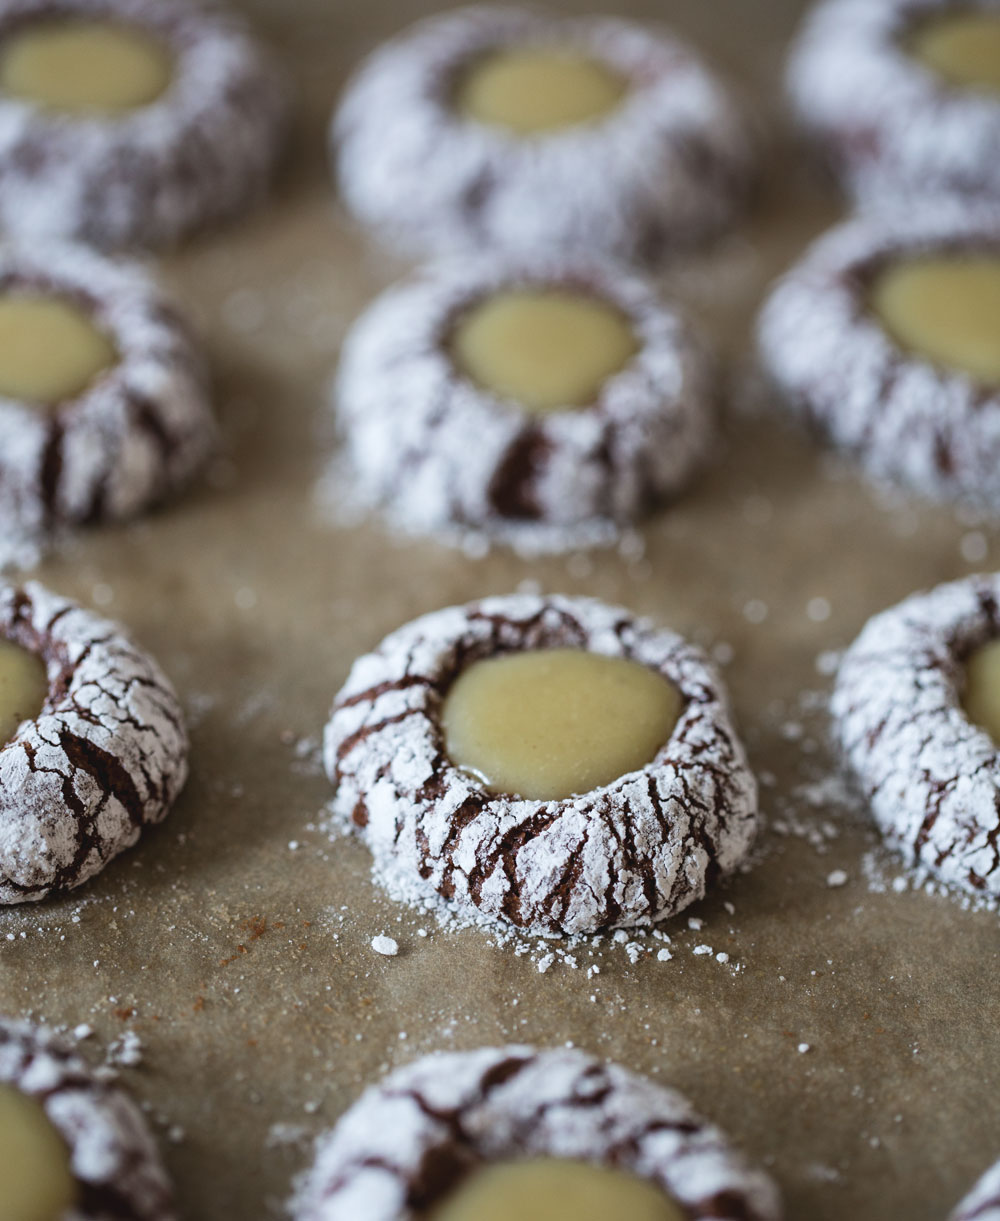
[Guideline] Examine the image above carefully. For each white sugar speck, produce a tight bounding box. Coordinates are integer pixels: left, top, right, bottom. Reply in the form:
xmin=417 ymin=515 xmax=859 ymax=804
xmin=743 ymin=599 xmax=768 ymax=624
xmin=693 ymin=944 xmax=713 ymax=956
xmin=798 ymin=1042 xmax=811 ymax=1054
xmin=960 ymin=531 xmax=989 ymax=563
xmin=657 ymin=948 xmax=673 ymax=962
xmin=371 ymin=935 xmax=399 ymax=957
xmin=826 ymin=869 xmax=849 ymax=888
xmin=807 ymin=597 xmax=831 ymax=622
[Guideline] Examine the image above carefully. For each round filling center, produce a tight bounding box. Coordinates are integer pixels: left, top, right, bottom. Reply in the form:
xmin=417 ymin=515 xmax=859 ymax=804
xmin=451 ymin=289 xmax=638 ymax=412
xmin=0 ymin=1083 xmax=77 ymax=1221
xmin=963 ymin=638 xmax=1000 ymax=744
xmin=0 ymin=637 xmax=47 ymax=745
xmin=456 ymin=46 xmax=628 ymax=134
xmin=909 ymin=11 xmax=1000 ymax=93
xmin=0 ymin=294 xmax=117 ymax=406
xmin=441 ymin=648 xmax=682 ymax=801
xmin=427 ymin=1158 xmax=684 ymax=1221
xmin=870 ymin=254 xmax=1000 ymax=383
xmin=0 ymin=18 xmax=172 ymax=113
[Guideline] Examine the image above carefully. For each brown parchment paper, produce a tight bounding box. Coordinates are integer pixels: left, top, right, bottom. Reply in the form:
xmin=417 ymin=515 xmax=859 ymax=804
xmin=1 ymin=1 xmax=998 ymax=1217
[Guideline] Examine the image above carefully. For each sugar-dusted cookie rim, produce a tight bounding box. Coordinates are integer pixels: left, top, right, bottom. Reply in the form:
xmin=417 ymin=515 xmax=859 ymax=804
xmin=0 ymin=0 xmax=287 ymax=248
xmin=0 ymin=580 xmax=188 ymax=903
xmin=832 ymin=572 xmax=1000 ymax=898
xmin=293 ymin=1045 xmax=782 ymax=1221
xmin=788 ymin=0 xmax=1000 ymax=204
xmin=0 ymin=240 xmax=214 ymax=543
xmin=333 ymin=255 xmax=716 ymax=544
xmin=757 ymin=210 xmax=1000 ymax=509
xmin=332 ymin=4 xmax=754 ymax=264
xmin=0 ymin=1016 xmax=176 ymax=1219
xmin=324 ymin=594 xmax=758 ymax=936
xmin=952 ymin=1158 xmax=1000 ymax=1221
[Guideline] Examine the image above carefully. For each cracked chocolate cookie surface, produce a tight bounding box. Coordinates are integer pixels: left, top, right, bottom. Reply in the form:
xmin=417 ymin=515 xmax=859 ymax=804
xmin=832 ymin=573 xmax=1000 ymax=899
xmin=0 ymin=0 xmax=287 ymax=248
xmin=788 ymin=0 xmax=1000 ymax=207
xmin=332 ymin=257 xmax=716 ymax=548
xmin=323 ymin=594 xmax=758 ymax=936
xmin=0 ymin=241 xmax=214 ymax=550
xmin=0 ymin=1016 xmax=176 ymax=1220
xmin=292 ymin=1045 xmax=782 ymax=1221
xmin=0 ymin=580 xmax=188 ymax=903
xmin=953 ymin=1160 xmax=1000 ymax=1221
xmin=332 ymin=5 xmax=754 ymax=264
xmin=757 ymin=211 xmax=1000 ymax=509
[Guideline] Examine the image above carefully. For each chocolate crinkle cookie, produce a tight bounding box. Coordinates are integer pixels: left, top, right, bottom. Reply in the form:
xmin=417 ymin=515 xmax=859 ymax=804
xmin=0 ymin=241 xmax=214 ymax=551
xmin=832 ymin=573 xmax=1000 ymax=899
xmin=324 ymin=594 xmax=758 ymax=936
xmin=952 ymin=1160 xmax=1000 ymax=1221
xmin=788 ymin=0 xmax=1000 ymax=207
xmin=0 ymin=0 xmax=287 ymax=248
xmin=0 ymin=1017 xmax=176 ymax=1220
xmin=0 ymin=581 xmax=188 ymax=903
xmin=757 ymin=210 xmax=1000 ymax=509
xmin=292 ymin=1045 xmax=782 ymax=1221
xmin=332 ymin=256 xmax=716 ymax=548
xmin=332 ymin=5 xmax=754 ymax=264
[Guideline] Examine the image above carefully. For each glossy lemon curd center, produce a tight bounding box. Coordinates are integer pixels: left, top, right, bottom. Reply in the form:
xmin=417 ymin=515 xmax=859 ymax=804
xmin=442 ymin=648 xmax=682 ymax=801
xmin=909 ymin=11 xmax=1000 ymax=93
xmin=0 ymin=294 xmax=117 ymax=406
xmin=427 ymin=1158 xmax=685 ymax=1221
xmin=0 ymin=18 xmax=172 ymax=113
xmin=451 ymin=289 xmax=638 ymax=412
xmin=0 ymin=1083 xmax=78 ymax=1221
xmin=963 ymin=637 xmax=1000 ymax=744
xmin=456 ymin=46 xmax=627 ymax=134
xmin=871 ymin=255 xmax=1000 ymax=383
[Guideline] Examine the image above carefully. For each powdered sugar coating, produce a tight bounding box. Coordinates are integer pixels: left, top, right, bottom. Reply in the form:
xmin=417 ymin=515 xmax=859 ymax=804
xmin=953 ymin=1159 xmax=1000 ymax=1221
xmin=0 ymin=580 xmax=188 ymax=903
xmin=0 ymin=240 xmax=214 ymax=549
xmin=333 ymin=257 xmax=716 ymax=540
xmin=293 ymin=1045 xmax=781 ymax=1221
xmin=332 ymin=5 xmax=754 ymax=264
xmin=757 ymin=212 xmax=1000 ymax=509
xmin=788 ymin=0 xmax=1000 ymax=207
xmin=324 ymin=594 xmax=758 ymax=937
xmin=0 ymin=0 xmax=287 ymax=249
xmin=832 ymin=573 xmax=1000 ymax=898
xmin=0 ymin=1017 xmax=175 ymax=1220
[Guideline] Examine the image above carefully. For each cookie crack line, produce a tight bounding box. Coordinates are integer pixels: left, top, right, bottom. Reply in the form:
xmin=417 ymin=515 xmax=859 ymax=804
xmin=324 ymin=593 xmax=758 ymax=936
xmin=0 ymin=580 xmax=188 ymax=903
